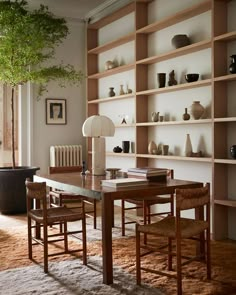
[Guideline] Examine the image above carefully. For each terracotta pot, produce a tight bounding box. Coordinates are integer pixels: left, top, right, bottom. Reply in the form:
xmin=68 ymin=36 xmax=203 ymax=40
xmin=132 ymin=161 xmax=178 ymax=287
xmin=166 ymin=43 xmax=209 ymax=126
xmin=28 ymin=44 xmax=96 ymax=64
xmin=190 ymin=101 xmax=204 ymax=120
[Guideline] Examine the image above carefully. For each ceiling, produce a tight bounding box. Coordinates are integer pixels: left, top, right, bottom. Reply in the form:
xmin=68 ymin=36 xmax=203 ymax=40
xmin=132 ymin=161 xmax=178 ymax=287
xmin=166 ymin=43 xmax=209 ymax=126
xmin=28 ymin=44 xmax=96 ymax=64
xmin=28 ymin=0 xmax=109 ymax=20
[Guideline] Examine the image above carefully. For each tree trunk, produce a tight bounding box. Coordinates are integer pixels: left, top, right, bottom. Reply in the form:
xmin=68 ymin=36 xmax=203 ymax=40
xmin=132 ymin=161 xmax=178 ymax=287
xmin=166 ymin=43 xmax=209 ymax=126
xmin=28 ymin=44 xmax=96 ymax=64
xmin=11 ymin=86 xmax=16 ymax=168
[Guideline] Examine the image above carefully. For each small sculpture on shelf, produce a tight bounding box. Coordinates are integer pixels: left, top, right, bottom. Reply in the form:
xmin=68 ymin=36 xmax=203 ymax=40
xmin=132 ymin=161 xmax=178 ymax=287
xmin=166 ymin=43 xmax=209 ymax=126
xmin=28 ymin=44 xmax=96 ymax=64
xmin=119 ymin=85 xmax=125 ymax=95
xmin=126 ymin=85 xmax=132 ymax=94
xmin=182 ymin=108 xmax=190 ymax=121
xmin=157 ymin=72 xmax=166 ymax=88
xmin=108 ymin=87 xmax=115 ymax=97
xmin=119 ymin=114 xmax=128 ymax=124
xmin=151 ymin=111 xmax=159 ymax=122
xmin=168 ymin=70 xmax=177 ymax=86
xmin=105 ymin=60 xmax=115 ymax=71
xmin=229 ymin=55 xmax=236 ymax=74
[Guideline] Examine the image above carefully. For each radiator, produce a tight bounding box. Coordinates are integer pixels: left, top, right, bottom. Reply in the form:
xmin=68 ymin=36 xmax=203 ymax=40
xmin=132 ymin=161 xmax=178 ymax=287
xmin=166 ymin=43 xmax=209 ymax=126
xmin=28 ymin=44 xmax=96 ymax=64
xmin=50 ymin=145 xmax=82 ymax=167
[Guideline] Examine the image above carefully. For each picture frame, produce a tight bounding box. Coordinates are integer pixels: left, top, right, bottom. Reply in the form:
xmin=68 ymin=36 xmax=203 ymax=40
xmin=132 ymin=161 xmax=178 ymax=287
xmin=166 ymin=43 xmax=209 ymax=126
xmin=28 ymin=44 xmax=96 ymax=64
xmin=46 ymin=98 xmax=67 ymax=125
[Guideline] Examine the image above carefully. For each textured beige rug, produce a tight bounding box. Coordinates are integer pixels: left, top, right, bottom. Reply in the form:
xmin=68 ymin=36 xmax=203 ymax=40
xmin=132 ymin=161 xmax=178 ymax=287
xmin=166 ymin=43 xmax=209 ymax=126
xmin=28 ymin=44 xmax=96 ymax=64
xmin=0 ymin=216 xmax=236 ymax=294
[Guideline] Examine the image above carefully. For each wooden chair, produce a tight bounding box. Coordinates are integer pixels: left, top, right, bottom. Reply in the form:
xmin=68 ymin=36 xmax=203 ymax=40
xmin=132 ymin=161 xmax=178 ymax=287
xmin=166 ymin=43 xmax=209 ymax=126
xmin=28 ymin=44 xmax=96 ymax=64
xmin=136 ymin=183 xmax=211 ymax=295
xmin=48 ymin=166 xmax=97 ymax=229
xmin=25 ymin=179 xmax=87 ymax=273
xmin=121 ymin=170 xmax=174 ymax=239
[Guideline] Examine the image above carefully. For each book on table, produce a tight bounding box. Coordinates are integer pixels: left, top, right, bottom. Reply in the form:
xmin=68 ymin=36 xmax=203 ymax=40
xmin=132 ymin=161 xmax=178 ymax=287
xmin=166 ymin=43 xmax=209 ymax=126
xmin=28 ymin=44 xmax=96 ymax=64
xmin=127 ymin=167 xmax=169 ymax=181
xmin=101 ymin=178 xmax=149 ymax=188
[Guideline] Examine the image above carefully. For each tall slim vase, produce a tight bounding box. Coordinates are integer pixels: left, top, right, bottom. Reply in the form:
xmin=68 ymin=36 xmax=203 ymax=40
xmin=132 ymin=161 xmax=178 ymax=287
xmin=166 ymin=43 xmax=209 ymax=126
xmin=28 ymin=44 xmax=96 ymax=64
xmin=184 ymin=134 xmax=192 ymax=157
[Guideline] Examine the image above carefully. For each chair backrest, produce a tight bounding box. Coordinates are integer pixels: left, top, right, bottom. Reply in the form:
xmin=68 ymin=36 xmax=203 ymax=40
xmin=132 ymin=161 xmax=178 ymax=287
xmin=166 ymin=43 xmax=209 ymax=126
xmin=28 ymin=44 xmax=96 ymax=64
xmin=25 ymin=178 xmax=47 ymax=213
xmin=175 ymin=183 xmax=210 ymax=211
xmin=49 ymin=166 xmax=82 ymax=174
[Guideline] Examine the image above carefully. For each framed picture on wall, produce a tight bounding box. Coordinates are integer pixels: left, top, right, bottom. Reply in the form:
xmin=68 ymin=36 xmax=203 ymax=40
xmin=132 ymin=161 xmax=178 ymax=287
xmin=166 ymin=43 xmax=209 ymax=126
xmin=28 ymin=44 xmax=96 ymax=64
xmin=46 ymin=98 xmax=67 ymax=125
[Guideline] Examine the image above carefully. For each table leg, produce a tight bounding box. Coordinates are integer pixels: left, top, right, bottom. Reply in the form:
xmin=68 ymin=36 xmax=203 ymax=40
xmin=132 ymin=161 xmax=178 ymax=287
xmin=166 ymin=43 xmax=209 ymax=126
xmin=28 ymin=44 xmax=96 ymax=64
xmin=102 ymin=193 xmax=113 ymax=284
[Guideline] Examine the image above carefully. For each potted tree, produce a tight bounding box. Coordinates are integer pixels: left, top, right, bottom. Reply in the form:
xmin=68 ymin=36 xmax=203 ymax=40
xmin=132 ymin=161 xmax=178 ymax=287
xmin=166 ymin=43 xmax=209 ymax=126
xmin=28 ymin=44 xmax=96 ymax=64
xmin=0 ymin=0 xmax=84 ymax=214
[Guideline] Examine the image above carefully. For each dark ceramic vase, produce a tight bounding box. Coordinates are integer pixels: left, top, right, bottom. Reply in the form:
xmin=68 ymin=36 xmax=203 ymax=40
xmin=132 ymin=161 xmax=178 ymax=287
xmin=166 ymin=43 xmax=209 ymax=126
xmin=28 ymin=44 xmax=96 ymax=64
xmin=230 ymin=145 xmax=236 ymax=159
xmin=229 ymin=55 xmax=236 ymax=74
xmin=122 ymin=141 xmax=130 ymax=153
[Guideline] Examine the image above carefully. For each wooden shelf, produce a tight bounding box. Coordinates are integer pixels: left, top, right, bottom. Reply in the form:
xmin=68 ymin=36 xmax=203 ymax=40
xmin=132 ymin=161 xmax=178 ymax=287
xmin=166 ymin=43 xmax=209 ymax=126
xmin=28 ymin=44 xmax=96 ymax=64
xmin=137 ymin=79 xmax=211 ymax=96
xmin=136 ymin=119 xmax=212 ymax=126
xmin=214 ymin=117 xmax=236 ymax=123
xmin=88 ymin=63 xmax=135 ymax=79
xmin=214 ymin=159 xmax=236 ymax=164
xmin=88 ymin=33 xmax=135 ymax=54
xmin=136 ymin=39 xmax=211 ymax=65
xmin=214 ymin=74 xmax=236 ymax=82
xmin=88 ymin=93 xmax=135 ymax=104
xmin=136 ymin=154 xmax=212 ymax=162
xmin=106 ymin=152 xmax=135 ymax=157
xmin=214 ymin=31 xmax=236 ymax=42
xmin=214 ymin=199 xmax=236 ymax=208
xmin=136 ymin=0 xmax=211 ymax=34
xmin=115 ymin=124 xmax=135 ymax=128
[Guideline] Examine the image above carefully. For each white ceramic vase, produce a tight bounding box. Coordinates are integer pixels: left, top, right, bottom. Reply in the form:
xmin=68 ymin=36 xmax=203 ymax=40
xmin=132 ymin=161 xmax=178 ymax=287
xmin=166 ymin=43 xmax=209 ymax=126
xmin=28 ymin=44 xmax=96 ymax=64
xmin=184 ymin=134 xmax=192 ymax=157
xmin=148 ymin=141 xmax=157 ymax=154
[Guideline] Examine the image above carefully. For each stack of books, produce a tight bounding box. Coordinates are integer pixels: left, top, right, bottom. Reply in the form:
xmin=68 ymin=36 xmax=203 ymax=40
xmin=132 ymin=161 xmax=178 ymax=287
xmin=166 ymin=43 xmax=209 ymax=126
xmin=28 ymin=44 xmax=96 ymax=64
xmin=101 ymin=177 xmax=148 ymax=188
xmin=127 ymin=167 xmax=169 ymax=182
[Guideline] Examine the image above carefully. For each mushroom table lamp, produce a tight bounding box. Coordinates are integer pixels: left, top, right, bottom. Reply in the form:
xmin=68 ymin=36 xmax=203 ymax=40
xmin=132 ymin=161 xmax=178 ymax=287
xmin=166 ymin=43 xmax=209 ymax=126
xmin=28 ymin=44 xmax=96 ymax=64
xmin=82 ymin=115 xmax=115 ymax=175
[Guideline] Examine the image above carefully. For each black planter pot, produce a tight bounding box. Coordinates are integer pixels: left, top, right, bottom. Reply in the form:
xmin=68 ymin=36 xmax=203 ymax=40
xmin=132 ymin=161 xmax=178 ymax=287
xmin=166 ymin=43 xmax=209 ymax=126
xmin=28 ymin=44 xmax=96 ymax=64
xmin=0 ymin=166 xmax=40 ymax=214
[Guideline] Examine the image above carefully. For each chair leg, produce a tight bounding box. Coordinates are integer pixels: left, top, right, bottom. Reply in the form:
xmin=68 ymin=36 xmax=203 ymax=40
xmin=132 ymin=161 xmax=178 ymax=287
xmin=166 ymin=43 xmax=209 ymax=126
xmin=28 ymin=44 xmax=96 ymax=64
xmin=28 ymin=216 xmax=32 ymax=259
xmin=93 ymin=200 xmax=97 ymax=229
xmin=176 ymin=236 xmax=182 ymax=295
xmin=64 ymin=222 xmax=68 ymax=253
xmin=143 ymin=201 xmax=148 ymax=244
xmin=168 ymin=237 xmax=173 ymax=271
xmin=43 ymin=223 xmax=48 ymax=273
xmin=82 ymin=213 xmax=87 ymax=265
xmin=121 ymin=200 xmax=125 ymax=236
xmin=136 ymin=224 xmax=141 ymax=285
xmin=206 ymin=228 xmax=211 ymax=279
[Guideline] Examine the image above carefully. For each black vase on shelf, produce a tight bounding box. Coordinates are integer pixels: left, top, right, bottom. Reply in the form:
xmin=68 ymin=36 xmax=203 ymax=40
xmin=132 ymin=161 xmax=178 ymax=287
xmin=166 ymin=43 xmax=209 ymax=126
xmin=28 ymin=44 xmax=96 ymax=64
xmin=230 ymin=145 xmax=236 ymax=159
xmin=229 ymin=55 xmax=236 ymax=74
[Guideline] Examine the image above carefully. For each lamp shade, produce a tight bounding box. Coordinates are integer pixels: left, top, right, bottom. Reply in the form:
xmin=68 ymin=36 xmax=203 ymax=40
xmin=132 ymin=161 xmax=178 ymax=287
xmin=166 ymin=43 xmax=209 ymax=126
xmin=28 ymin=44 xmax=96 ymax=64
xmin=82 ymin=115 xmax=115 ymax=137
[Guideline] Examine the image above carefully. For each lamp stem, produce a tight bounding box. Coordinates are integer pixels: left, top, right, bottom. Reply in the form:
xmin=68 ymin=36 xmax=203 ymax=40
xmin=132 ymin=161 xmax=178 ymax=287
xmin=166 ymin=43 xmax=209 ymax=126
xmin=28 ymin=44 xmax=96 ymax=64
xmin=92 ymin=137 xmax=106 ymax=175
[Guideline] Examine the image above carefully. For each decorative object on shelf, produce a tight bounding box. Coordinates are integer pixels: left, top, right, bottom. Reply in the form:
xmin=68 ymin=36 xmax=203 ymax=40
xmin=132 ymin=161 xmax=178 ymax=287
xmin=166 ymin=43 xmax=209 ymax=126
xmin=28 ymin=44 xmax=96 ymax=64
xmin=162 ymin=144 xmax=169 ymax=155
xmin=182 ymin=108 xmax=190 ymax=121
xmin=190 ymin=101 xmax=205 ymax=120
xmin=108 ymin=87 xmax=115 ymax=97
xmin=126 ymin=85 xmax=132 ymax=94
xmin=185 ymin=73 xmax=199 ymax=83
xmin=159 ymin=115 xmax=164 ymax=122
xmin=119 ymin=85 xmax=125 ymax=95
xmin=230 ymin=145 xmax=236 ymax=159
xmin=148 ymin=141 xmax=157 ymax=154
xmin=82 ymin=115 xmax=115 ymax=176
xmin=151 ymin=111 xmax=159 ymax=122
xmin=168 ymin=70 xmax=177 ymax=86
xmin=105 ymin=60 xmax=115 ymax=70
xmin=184 ymin=133 xmax=193 ymax=157
xmin=113 ymin=146 xmax=122 ymax=153
xmin=157 ymin=73 xmax=166 ymax=88
xmin=122 ymin=141 xmax=130 ymax=153
xmin=229 ymin=55 xmax=236 ymax=74
xmin=106 ymin=168 xmax=121 ymax=178
xmin=119 ymin=114 xmax=127 ymax=124
xmin=171 ymin=34 xmax=190 ymax=49
xmin=190 ymin=151 xmax=203 ymax=157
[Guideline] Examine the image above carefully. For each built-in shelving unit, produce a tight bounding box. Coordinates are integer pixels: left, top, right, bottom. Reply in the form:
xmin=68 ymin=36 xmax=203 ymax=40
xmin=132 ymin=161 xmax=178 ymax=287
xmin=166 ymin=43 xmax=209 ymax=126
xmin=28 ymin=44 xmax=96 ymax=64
xmin=86 ymin=0 xmax=236 ymax=240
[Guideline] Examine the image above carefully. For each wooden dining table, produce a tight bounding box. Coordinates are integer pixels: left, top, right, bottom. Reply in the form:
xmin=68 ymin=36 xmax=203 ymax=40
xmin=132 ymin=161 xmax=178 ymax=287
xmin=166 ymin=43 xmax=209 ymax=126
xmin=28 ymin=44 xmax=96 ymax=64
xmin=34 ymin=172 xmax=203 ymax=285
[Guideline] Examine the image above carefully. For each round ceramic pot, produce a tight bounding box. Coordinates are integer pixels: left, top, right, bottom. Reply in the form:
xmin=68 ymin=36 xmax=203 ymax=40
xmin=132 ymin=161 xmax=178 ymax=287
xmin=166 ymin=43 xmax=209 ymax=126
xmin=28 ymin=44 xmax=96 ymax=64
xmin=190 ymin=101 xmax=205 ymax=120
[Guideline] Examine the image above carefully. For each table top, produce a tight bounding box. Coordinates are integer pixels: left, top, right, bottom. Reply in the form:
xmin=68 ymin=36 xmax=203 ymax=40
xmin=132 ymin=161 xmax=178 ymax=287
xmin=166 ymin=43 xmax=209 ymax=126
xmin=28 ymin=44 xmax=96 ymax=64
xmin=34 ymin=172 xmax=203 ymax=201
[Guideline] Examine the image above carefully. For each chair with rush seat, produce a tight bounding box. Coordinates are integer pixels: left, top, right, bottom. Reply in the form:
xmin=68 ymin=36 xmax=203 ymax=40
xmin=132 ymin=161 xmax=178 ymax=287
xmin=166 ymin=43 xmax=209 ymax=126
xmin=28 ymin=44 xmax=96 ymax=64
xmin=48 ymin=166 xmax=97 ymax=230
xmin=135 ymin=183 xmax=211 ymax=295
xmin=25 ymin=178 xmax=87 ymax=273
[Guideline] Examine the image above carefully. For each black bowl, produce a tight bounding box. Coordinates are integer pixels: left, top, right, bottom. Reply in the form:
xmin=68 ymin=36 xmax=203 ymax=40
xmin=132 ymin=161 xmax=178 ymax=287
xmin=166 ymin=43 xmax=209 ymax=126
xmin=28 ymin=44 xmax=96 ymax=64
xmin=185 ymin=73 xmax=199 ymax=83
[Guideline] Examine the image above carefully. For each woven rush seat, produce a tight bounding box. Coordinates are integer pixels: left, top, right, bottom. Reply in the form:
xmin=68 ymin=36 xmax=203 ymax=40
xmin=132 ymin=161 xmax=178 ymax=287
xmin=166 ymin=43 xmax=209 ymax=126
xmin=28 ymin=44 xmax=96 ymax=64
xmin=28 ymin=207 xmax=84 ymax=224
xmin=137 ymin=216 xmax=209 ymax=239
xmin=126 ymin=195 xmax=172 ymax=206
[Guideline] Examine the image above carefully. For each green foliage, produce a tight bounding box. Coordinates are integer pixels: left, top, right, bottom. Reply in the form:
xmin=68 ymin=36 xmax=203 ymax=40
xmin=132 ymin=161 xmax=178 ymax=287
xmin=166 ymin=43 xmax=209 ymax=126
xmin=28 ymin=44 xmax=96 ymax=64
xmin=0 ymin=0 xmax=84 ymax=88
xmin=0 ymin=0 xmax=84 ymax=167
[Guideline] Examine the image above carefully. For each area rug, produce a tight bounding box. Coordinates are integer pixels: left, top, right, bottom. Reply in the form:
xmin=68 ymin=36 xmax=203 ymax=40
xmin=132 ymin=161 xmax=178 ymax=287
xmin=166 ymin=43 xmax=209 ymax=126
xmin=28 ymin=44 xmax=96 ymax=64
xmin=0 ymin=215 xmax=236 ymax=295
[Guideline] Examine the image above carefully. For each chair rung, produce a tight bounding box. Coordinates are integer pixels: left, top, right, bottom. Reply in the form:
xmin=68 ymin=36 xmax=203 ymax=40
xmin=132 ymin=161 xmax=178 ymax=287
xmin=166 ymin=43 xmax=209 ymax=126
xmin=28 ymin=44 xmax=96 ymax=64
xmin=141 ymin=267 xmax=176 ymax=279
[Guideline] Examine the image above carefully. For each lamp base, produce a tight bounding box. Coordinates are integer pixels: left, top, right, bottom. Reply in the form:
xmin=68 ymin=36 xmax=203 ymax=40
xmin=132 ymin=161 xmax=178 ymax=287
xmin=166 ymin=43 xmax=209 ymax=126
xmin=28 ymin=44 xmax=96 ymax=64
xmin=92 ymin=137 xmax=106 ymax=176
